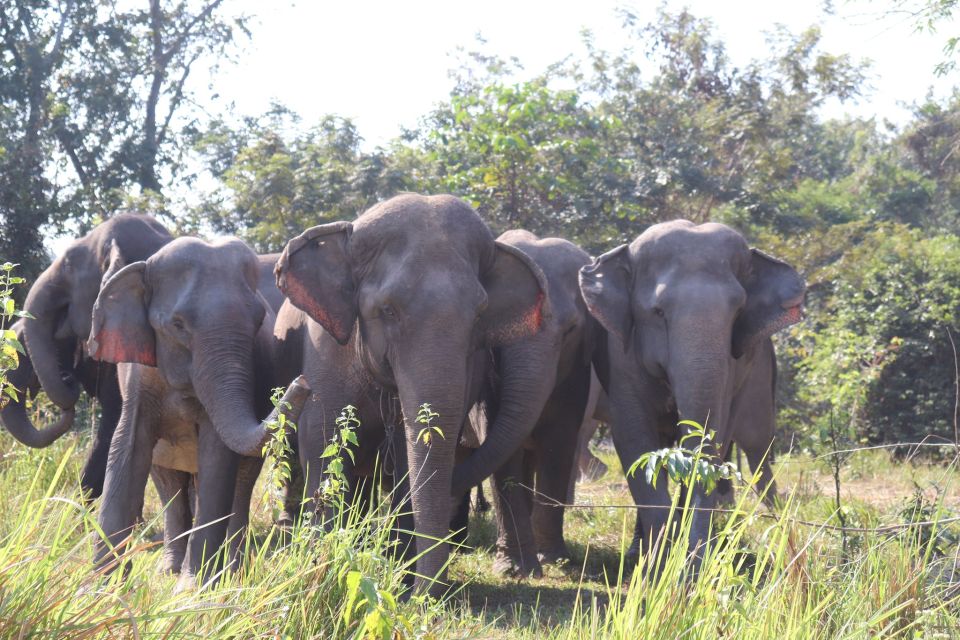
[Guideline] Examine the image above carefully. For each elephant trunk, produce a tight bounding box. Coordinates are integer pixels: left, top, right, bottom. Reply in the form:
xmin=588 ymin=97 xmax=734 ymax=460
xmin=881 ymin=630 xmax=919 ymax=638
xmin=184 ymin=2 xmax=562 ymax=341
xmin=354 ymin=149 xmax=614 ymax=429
xmin=193 ymin=330 xmax=309 ymax=457
xmin=395 ymin=345 xmax=467 ymax=596
xmin=22 ymin=266 xmax=81 ymax=409
xmin=451 ymin=332 xmax=558 ymax=497
xmin=667 ymin=332 xmax=732 ymax=553
xmin=1 ymin=396 xmax=75 ymax=448
xmin=1 ymin=322 xmax=76 ymax=447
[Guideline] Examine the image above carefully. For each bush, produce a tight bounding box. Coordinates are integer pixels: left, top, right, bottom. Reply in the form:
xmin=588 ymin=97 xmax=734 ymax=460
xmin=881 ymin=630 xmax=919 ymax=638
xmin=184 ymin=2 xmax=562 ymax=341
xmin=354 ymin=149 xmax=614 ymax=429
xmin=787 ymin=224 xmax=960 ymax=448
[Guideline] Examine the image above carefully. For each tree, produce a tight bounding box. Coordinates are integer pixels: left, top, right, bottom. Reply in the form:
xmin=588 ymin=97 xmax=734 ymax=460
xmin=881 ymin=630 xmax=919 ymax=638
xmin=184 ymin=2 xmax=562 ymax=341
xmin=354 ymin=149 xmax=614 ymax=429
xmin=0 ymin=0 xmax=249 ymax=283
xmin=192 ymin=108 xmax=414 ymax=252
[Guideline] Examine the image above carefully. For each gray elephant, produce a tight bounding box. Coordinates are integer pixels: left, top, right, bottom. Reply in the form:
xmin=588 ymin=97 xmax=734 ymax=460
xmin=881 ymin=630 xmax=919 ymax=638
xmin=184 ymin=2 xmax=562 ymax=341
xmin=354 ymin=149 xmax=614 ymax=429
xmin=274 ymin=194 xmax=548 ymax=595
xmin=87 ymin=236 xmax=309 ymax=581
xmin=579 ymin=220 xmax=803 ymax=565
xmin=1 ymin=214 xmax=173 ymax=499
xmin=453 ymin=230 xmax=595 ymax=578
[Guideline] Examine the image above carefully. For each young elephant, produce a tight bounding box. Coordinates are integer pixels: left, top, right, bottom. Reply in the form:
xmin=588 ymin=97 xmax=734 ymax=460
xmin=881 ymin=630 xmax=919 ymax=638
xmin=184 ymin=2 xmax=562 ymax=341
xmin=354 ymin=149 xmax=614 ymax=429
xmin=87 ymin=237 xmax=309 ymax=581
xmin=275 ymin=194 xmax=548 ymax=595
xmin=580 ymin=220 xmax=804 ymax=566
xmin=452 ymin=230 xmax=595 ymax=578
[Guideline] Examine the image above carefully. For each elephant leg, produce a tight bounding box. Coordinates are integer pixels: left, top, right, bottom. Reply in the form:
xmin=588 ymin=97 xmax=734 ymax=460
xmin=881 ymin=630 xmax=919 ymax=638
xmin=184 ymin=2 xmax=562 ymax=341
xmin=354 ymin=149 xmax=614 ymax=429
xmin=449 ymin=491 xmax=471 ymax=548
xmin=491 ymin=448 xmax=542 ymax=578
xmin=184 ymin=422 xmax=239 ymax=584
xmin=150 ymin=466 xmax=192 ymax=574
xmin=744 ymin=445 xmax=778 ymax=508
xmin=227 ymin=455 xmax=263 ymax=569
xmin=532 ymin=367 xmax=590 ymax=564
xmin=607 ymin=366 xmax=673 ymax=563
xmin=80 ymin=387 xmax=122 ymax=501
xmin=474 ymin=482 xmax=491 ymax=514
xmin=95 ymin=378 xmax=156 ymax=572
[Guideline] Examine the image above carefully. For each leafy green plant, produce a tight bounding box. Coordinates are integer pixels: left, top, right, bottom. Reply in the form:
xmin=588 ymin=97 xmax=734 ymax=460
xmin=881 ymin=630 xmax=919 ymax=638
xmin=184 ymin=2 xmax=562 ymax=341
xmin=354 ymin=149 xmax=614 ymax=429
xmin=627 ymin=419 xmax=742 ymax=495
xmin=0 ymin=262 xmax=29 ymax=409
xmin=415 ymin=403 xmax=443 ymax=446
xmin=317 ymin=404 xmax=361 ymax=506
xmin=261 ymin=386 xmax=299 ymax=515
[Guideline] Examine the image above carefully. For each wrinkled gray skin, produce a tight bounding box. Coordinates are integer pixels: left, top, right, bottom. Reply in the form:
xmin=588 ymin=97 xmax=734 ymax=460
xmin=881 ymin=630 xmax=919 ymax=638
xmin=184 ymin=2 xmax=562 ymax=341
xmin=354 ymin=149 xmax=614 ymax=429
xmin=274 ymin=194 xmax=548 ymax=595
xmin=580 ymin=220 xmax=804 ymax=567
xmin=87 ymin=237 xmax=309 ymax=582
xmin=453 ymin=230 xmax=594 ymax=578
xmin=1 ymin=214 xmax=172 ymax=499
xmin=570 ymin=371 xmax=778 ymax=501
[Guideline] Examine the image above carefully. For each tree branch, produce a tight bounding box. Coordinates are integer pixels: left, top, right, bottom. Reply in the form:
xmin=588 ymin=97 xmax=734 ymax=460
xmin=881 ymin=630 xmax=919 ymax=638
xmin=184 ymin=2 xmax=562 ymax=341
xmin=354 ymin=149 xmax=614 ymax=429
xmin=43 ymin=0 xmax=76 ymax=66
xmin=157 ymin=47 xmax=200 ymax=146
xmin=161 ymin=0 xmax=225 ymax=65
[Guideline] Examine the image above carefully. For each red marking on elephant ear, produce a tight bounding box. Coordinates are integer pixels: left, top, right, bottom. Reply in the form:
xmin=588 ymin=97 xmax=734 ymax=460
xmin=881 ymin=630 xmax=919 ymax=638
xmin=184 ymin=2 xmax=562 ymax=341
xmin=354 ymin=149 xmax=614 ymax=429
xmin=92 ymin=327 xmax=156 ymax=367
xmin=281 ymin=271 xmax=349 ymax=344
xmin=525 ymin=292 xmax=545 ymax=333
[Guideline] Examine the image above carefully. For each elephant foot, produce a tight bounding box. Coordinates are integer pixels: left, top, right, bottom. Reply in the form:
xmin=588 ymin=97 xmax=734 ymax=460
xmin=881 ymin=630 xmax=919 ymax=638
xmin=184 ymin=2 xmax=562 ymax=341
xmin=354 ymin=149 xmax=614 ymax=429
xmin=492 ymin=550 xmax=543 ymax=579
xmin=173 ymin=571 xmax=197 ymax=594
xmin=536 ymin=544 xmax=571 ymax=566
xmin=160 ymin=551 xmax=185 ymax=574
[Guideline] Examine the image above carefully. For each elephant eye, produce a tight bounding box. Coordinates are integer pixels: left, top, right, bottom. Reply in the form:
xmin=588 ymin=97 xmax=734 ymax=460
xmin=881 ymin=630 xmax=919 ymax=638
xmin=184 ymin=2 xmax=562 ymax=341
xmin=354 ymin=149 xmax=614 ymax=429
xmin=380 ymin=305 xmax=396 ymax=320
xmin=653 ymin=307 xmax=665 ymax=318
xmin=171 ymin=316 xmax=186 ymax=331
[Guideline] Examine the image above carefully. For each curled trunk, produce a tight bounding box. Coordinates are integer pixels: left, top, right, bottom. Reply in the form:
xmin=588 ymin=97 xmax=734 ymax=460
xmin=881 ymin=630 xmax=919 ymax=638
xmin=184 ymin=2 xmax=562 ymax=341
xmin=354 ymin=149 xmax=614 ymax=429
xmin=193 ymin=331 xmax=309 ymax=456
xmin=23 ymin=268 xmax=80 ymax=409
xmin=1 ymin=323 xmax=76 ymax=447
xmin=452 ymin=333 xmax=558 ymax=497
xmin=1 ymin=393 xmax=75 ymax=448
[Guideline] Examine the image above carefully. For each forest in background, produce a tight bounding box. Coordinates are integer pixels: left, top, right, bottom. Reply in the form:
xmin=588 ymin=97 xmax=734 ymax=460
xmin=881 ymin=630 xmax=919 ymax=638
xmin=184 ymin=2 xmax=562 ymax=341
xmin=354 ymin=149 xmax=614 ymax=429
xmin=1 ymin=1 xmax=958 ymax=452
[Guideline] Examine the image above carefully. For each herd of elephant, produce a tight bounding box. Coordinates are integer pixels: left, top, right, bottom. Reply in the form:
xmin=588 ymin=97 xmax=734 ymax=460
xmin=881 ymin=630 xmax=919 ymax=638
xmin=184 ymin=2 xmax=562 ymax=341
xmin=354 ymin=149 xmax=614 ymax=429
xmin=1 ymin=193 xmax=804 ymax=596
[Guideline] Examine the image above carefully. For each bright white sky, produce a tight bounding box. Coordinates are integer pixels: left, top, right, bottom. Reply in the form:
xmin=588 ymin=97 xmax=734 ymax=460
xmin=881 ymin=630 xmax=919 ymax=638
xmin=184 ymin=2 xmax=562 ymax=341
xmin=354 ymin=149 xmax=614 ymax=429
xmin=212 ymin=0 xmax=958 ymax=147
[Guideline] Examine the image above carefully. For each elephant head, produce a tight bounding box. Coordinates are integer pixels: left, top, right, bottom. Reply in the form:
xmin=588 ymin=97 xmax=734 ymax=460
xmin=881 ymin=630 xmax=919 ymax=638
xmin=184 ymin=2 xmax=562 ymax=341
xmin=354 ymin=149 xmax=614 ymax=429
xmin=87 ymin=237 xmax=280 ymax=457
xmin=579 ymin=220 xmax=803 ymax=549
xmin=6 ymin=214 xmax=171 ymax=451
xmin=275 ymin=193 xmax=548 ymax=592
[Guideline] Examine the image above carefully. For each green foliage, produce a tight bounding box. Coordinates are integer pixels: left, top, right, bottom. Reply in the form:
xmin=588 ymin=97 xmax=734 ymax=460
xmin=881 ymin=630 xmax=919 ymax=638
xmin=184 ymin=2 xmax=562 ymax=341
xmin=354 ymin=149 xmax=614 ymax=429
xmin=191 ymin=108 xmax=413 ymax=251
xmin=788 ymin=225 xmax=960 ymax=446
xmin=0 ymin=0 xmax=249 ymax=282
xmin=0 ymin=263 xmax=29 ymax=407
xmin=415 ymin=403 xmax=444 ymax=446
xmin=628 ymin=420 xmax=742 ymax=495
xmin=316 ymin=404 xmax=361 ymax=506
xmin=261 ymin=386 xmax=299 ymax=515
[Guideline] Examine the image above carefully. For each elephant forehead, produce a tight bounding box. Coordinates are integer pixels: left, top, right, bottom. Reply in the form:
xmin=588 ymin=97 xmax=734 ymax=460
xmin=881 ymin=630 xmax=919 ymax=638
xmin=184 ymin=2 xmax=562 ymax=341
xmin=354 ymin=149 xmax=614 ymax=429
xmin=351 ymin=195 xmax=494 ymax=264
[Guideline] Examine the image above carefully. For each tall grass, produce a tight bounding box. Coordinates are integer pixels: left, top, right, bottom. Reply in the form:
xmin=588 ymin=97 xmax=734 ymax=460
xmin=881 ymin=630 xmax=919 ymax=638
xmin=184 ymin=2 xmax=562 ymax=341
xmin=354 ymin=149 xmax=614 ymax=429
xmin=0 ymin=434 xmax=958 ymax=638
xmin=500 ymin=452 xmax=960 ymax=640
xmin=0 ymin=432 xmax=464 ymax=638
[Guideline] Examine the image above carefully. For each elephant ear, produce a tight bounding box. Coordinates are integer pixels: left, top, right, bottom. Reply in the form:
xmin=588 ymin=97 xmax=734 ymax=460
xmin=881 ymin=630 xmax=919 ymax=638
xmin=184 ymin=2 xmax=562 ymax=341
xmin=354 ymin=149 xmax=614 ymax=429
xmin=579 ymin=244 xmax=633 ymax=351
xmin=480 ymin=241 xmax=549 ymax=346
xmin=275 ymin=221 xmax=355 ymax=345
xmin=732 ymin=249 xmax=805 ymax=358
xmin=87 ymin=262 xmax=156 ymax=366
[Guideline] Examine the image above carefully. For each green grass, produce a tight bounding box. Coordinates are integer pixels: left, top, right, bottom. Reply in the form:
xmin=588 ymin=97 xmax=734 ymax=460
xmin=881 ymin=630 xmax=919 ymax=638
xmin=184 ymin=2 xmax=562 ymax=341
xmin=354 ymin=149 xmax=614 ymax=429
xmin=0 ymin=429 xmax=958 ymax=638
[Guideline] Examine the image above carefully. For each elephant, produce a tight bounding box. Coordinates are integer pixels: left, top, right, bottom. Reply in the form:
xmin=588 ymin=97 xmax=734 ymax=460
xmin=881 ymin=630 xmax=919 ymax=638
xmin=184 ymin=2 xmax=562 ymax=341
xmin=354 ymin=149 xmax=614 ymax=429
xmin=274 ymin=194 xmax=548 ymax=595
xmin=579 ymin=219 xmax=804 ymax=567
xmin=1 ymin=214 xmax=173 ymax=499
xmin=451 ymin=230 xmax=595 ymax=578
xmin=87 ymin=236 xmax=309 ymax=581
